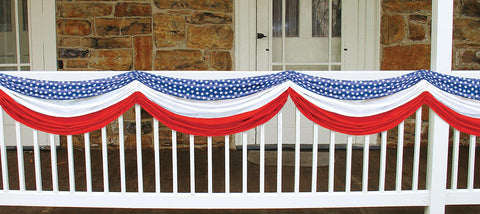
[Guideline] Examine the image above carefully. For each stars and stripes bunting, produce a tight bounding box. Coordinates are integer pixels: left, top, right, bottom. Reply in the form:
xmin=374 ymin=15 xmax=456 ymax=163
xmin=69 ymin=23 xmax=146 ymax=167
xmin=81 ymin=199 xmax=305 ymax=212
xmin=0 ymin=70 xmax=479 ymax=136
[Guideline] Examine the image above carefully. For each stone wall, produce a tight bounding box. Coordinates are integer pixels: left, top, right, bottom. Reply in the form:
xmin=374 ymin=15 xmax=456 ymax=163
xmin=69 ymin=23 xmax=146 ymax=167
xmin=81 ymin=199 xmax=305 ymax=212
xmin=381 ymin=0 xmax=432 ymax=70
xmin=453 ymin=0 xmax=480 ymax=70
xmin=381 ymin=0 xmax=480 ymax=71
xmin=381 ymin=0 xmax=480 ymax=145
xmin=55 ymin=0 xmax=234 ymax=149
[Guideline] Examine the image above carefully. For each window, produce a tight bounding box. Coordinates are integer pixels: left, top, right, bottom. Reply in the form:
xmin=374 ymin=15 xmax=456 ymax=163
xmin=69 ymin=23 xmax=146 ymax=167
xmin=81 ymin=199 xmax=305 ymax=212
xmin=0 ymin=0 xmax=30 ymax=69
xmin=272 ymin=0 xmax=341 ymax=38
xmin=312 ymin=0 xmax=341 ymax=37
xmin=0 ymin=0 xmax=12 ymax=32
xmin=272 ymin=0 xmax=299 ymax=37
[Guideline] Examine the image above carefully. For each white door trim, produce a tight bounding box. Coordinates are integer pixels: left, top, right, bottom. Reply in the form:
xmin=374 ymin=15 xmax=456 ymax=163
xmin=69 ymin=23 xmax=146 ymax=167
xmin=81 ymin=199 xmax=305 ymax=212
xmin=29 ymin=0 xmax=57 ymax=71
xmin=342 ymin=0 xmax=381 ymax=70
xmin=235 ymin=0 xmax=257 ymax=71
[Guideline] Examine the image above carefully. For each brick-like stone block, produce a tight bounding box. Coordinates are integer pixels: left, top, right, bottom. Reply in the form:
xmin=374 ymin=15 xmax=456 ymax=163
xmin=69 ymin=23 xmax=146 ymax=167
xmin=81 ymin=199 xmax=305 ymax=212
xmin=97 ymin=18 xmax=151 ymax=36
xmin=187 ymin=25 xmax=233 ymax=49
xmin=381 ymin=15 xmax=405 ymax=45
xmin=57 ymin=20 xmax=92 ymax=36
xmin=153 ymin=13 xmax=185 ymax=48
xmin=122 ymin=120 xmax=153 ymax=135
xmin=115 ymin=3 xmax=152 ymax=17
xmin=155 ymin=50 xmax=207 ymax=70
xmin=455 ymin=42 xmax=480 ymax=49
xmin=188 ymin=12 xmax=232 ymax=24
xmin=141 ymin=108 xmax=152 ymax=119
xmin=57 ymin=3 xmax=112 ymax=18
xmin=169 ymin=10 xmax=194 ymax=15
xmin=408 ymin=23 xmax=426 ymax=41
xmin=88 ymin=49 xmax=133 ymax=70
xmin=108 ymin=119 xmax=119 ymax=135
xmin=124 ymin=121 xmax=136 ymax=134
xmin=185 ymin=135 xmax=225 ymax=148
xmin=454 ymin=43 xmax=480 ymax=70
xmin=95 ymin=18 xmax=121 ymax=36
xmin=454 ymin=19 xmax=480 ymax=42
xmin=134 ymin=36 xmax=153 ymax=71
xmin=387 ymin=118 xmax=428 ymax=145
xmin=142 ymin=121 xmax=153 ymax=134
xmin=381 ymin=44 xmax=431 ymax=70
xmin=123 ymin=120 xmax=153 ymax=135
xmin=158 ymin=128 xmax=189 ymax=148
xmin=383 ymin=0 xmax=431 ymax=13
xmin=456 ymin=65 xmax=480 ymax=70
xmin=123 ymin=106 xmax=136 ymax=120
xmin=457 ymin=49 xmax=480 ymax=65
xmin=107 ymin=136 xmax=119 ymax=147
xmin=81 ymin=37 xmax=132 ymax=49
xmin=409 ymin=15 xmax=428 ymax=23
xmin=461 ymin=0 xmax=480 ymax=17
xmin=124 ymin=135 xmax=153 ymax=149
xmin=65 ymin=60 xmax=88 ymax=69
xmin=76 ymin=0 xmax=118 ymax=1
xmin=58 ymin=48 xmax=90 ymax=58
xmin=154 ymin=0 xmax=233 ymax=12
xmin=58 ymin=37 xmax=80 ymax=47
xmin=122 ymin=18 xmax=152 ymax=35
xmin=69 ymin=133 xmax=104 ymax=149
xmin=209 ymin=51 xmax=232 ymax=70
xmin=90 ymin=129 xmax=102 ymax=138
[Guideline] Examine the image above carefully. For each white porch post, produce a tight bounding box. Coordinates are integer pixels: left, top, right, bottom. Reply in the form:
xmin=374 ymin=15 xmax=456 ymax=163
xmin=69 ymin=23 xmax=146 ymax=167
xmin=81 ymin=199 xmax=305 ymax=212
xmin=425 ymin=0 xmax=454 ymax=214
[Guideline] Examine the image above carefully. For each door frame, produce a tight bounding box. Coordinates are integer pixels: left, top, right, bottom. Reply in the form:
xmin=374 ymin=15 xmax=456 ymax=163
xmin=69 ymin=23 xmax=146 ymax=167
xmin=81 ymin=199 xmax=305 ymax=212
xmin=235 ymin=0 xmax=381 ymax=71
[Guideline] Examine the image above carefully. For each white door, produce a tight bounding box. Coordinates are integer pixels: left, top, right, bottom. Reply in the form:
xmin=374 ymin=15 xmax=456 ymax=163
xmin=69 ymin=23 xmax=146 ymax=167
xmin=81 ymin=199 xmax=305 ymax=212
xmin=251 ymin=0 xmax=380 ymax=145
xmin=0 ymin=0 xmax=57 ymax=146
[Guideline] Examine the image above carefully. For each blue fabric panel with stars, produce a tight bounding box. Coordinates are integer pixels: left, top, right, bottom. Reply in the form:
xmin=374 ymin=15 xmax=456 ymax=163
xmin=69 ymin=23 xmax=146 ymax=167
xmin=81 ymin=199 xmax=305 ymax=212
xmin=0 ymin=70 xmax=478 ymax=101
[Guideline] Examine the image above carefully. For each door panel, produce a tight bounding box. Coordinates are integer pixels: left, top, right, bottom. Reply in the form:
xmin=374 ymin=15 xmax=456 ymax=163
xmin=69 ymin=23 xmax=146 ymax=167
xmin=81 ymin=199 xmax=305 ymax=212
xmin=263 ymin=0 xmax=342 ymax=71
xmin=255 ymin=0 xmax=379 ymax=146
xmin=272 ymin=37 xmax=341 ymax=64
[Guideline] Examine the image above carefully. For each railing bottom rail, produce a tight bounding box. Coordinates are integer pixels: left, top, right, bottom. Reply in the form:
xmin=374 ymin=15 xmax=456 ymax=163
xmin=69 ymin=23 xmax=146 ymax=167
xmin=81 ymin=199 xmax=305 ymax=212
xmin=0 ymin=191 xmax=429 ymax=209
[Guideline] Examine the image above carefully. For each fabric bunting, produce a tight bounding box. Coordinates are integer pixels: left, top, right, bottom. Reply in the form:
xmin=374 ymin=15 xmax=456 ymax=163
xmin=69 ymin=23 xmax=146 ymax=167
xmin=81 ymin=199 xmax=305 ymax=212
xmin=1 ymin=70 xmax=480 ymax=136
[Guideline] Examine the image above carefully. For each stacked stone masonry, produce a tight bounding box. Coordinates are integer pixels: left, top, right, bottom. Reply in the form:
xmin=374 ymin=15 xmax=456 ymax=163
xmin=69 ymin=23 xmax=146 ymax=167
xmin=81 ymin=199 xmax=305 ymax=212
xmin=381 ymin=0 xmax=480 ymax=71
xmin=56 ymin=0 xmax=233 ymax=149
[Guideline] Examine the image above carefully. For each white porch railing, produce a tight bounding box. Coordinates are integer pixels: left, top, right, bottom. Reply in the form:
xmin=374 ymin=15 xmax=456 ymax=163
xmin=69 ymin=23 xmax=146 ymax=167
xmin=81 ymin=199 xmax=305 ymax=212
xmin=0 ymin=71 xmax=478 ymax=213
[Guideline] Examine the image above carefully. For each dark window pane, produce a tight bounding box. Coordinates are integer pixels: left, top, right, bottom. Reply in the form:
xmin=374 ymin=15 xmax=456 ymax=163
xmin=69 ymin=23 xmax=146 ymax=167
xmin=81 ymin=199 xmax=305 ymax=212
xmin=19 ymin=0 xmax=29 ymax=63
xmin=0 ymin=0 xmax=12 ymax=32
xmin=312 ymin=0 xmax=341 ymax=37
xmin=0 ymin=66 xmax=16 ymax=71
xmin=273 ymin=0 xmax=299 ymax=37
xmin=22 ymin=0 xmax=27 ymax=31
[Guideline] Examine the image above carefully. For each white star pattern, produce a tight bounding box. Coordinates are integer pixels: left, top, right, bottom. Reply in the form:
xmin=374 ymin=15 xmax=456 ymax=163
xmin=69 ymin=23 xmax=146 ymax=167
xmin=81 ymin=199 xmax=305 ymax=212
xmin=0 ymin=70 xmax=478 ymax=101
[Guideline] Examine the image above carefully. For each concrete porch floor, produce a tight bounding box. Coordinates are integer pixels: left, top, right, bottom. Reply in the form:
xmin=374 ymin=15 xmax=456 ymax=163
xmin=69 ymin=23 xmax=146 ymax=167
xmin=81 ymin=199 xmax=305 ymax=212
xmin=0 ymin=146 xmax=479 ymax=213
